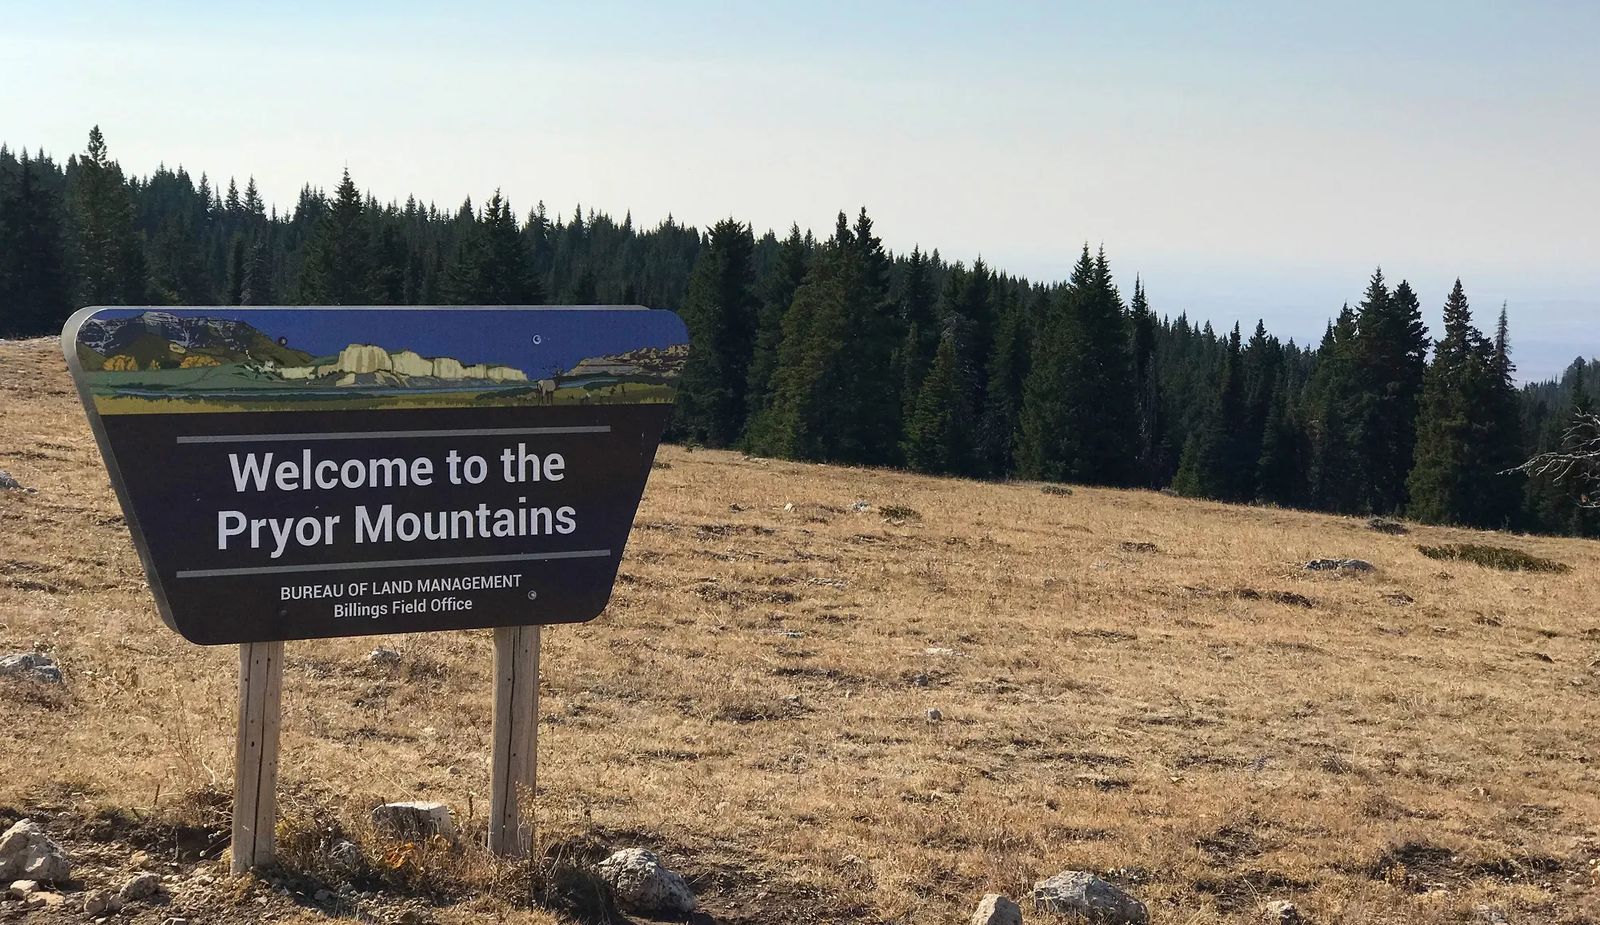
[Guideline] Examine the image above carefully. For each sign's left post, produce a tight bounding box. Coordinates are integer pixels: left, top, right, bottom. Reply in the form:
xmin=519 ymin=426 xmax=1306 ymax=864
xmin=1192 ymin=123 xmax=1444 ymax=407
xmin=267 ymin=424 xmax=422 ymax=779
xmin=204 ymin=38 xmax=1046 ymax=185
xmin=232 ymin=640 xmax=284 ymax=873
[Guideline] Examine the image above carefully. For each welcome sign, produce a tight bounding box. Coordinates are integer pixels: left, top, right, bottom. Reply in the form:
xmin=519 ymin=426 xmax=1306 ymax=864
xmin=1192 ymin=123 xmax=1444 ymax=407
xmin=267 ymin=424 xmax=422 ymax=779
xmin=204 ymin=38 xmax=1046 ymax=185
xmin=63 ymin=306 xmax=687 ymax=645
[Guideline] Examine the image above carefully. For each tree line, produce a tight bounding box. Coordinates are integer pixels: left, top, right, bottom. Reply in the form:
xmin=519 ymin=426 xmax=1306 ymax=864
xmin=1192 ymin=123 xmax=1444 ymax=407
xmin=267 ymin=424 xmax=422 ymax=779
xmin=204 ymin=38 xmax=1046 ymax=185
xmin=1 ymin=128 xmax=1594 ymax=537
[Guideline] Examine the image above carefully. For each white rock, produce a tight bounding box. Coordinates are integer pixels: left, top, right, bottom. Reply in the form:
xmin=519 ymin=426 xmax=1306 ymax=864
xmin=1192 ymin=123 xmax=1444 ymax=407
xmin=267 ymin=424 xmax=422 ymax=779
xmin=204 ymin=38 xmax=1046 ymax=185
xmin=0 ymin=820 xmax=71 ymax=882
xmin=1303 ymin=558 xmax=1374 ymax=572
xmin=7 ymin=879 xmax=40 ymax=898
xmin=1032 ymin=870 xmax=1148 ymax=924
xmin=1264 ymin=899 xmax=1302 ymax=923
xmin=81 ymin=888 xmax=114 ymax=915
xmin=120 ymin=870 xmax=162 ymax=901
xmin=850 ymin=499 xmax=872 ymax=513
xmin=371 ymin=801 xmax=455 ymax=840
xmin=0 ymin=652 xmax=62 ymax=683
xmin=971 ymin=893 xmax=1023 ymax=925
xmin=368 ymin=647 xmax=402 ymax=666
xmin=596 ymin=847 xmax=696 ymax=914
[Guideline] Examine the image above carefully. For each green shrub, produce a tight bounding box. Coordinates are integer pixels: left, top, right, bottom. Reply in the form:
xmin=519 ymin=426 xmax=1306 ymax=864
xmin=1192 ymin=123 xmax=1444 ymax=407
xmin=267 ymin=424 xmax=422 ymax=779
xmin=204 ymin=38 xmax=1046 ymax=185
xmin=1416 ymin=543 xmax=1569 ymax=573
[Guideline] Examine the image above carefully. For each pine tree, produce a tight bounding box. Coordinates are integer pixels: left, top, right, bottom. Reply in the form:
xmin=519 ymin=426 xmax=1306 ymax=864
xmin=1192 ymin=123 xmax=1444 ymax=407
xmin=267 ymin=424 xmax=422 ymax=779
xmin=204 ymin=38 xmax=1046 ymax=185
xmin=1407 ymin=280 xmax=1491 ymax=524
xmin=1304 ymin=306 xmax=1363 ymax=512
xmin=976 ymin=293 xmax=1030 ymax=476
xmin=896 ymin=245 xmax=938 ymax=424
xmin=902 ymin=331 xmax=975 ymax=474
xmin=298 ymin=169 xmax=372 ymax=304
xmin=676 ymin=218 xmax=758 ymax=447
xmin=446 ymin=192 xmax=541 ymax=304
xmin=750 ymin=209 xmax=900 ymax=464
xmin=1016 ymin=245 xmax=1135 ymax=484
xmin=1174 ymin=323 xmax=1250 ymax=500
xmin=1476 ymin=303 xmax=1525 ymax=527
xmin=1351 ymin=271 xmax=1429 ymax=513
xmin=0 ymin=151 xmax=72 ymax=335
xmin=745 ymin=225 xmax=808 ymax=426
xmin=68 ymin=126 xmax=145 ymax=305
xmin=1129 ymin=277 xmax=1164 ymax=487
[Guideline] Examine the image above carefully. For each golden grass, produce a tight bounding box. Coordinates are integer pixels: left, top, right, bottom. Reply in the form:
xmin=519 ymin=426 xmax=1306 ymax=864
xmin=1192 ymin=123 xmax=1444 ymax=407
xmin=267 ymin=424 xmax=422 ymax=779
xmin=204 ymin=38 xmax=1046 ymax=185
xmin=2 ymin=337 xmax=1598 ymax=923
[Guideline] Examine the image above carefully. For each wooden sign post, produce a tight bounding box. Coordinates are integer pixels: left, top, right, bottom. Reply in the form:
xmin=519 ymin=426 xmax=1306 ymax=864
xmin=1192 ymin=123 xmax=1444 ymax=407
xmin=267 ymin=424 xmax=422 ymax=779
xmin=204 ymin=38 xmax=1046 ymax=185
xmin=488 ymin=625 xmax=541 ymax=856
xmin=232 ymin=640 xmax=284 ymax=873
xmin=63 ymin=306 xmax=684 ymax=871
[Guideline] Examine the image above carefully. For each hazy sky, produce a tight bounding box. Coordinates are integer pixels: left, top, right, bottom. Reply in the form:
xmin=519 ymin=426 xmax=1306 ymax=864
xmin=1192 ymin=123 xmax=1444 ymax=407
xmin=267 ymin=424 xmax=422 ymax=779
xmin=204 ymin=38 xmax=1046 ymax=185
xmin=7 ymin=1 xmax=1596 ymax=379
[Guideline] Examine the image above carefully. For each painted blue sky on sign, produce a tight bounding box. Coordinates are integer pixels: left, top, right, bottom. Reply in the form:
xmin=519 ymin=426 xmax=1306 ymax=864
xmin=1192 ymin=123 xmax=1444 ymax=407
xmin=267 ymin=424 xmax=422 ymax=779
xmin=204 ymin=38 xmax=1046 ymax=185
xmin=87 ymin=307 xmax=688 ymax=378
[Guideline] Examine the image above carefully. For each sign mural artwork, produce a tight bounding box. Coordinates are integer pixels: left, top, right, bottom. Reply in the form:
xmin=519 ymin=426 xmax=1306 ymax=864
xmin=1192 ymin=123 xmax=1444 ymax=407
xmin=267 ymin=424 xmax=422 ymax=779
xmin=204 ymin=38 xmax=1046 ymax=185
xmin=63 ymin=306 xmax=688 ymax=645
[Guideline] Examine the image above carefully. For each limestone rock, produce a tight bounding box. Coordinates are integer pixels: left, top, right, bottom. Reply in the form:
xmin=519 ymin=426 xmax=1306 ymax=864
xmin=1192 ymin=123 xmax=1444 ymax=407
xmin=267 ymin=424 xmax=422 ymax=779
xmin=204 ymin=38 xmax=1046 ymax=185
xmin=368 ymin=646 xmax=402 ymax=666
xmin=0 ymin=820 xmax=70 ymax=882
xmin=7 ymin=879 xmax=40 ymax=898
xmin=971 ymin=893 xmax=1023 ymax=925
xmin=81 ymin=888 xmax=116 ymax=916
xmin=1303 ymin=558 xmax=1374 ymax=572
xmin=596 ymin=847 xmax=696 ymax=914
xmin=1264 ymin=899 xmax=1302 ymax=923
xmin=0 ymin=652 xmax=62 ymax=683
xmin=1032 ymin=870 xmax=1147 ymax=924
xmin=120 ymin=871 xmax=163 ymax=901
xmin=371 ymin=801 xmax=455 ymax=840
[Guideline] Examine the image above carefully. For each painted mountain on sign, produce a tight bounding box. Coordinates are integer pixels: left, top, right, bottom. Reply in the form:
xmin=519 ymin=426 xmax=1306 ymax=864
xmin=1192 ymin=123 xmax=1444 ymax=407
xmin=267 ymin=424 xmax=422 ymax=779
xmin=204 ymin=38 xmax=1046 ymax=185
xmin=78 ymin=310 xmax=313 ymax=371
xmin=71 ymin=308 xmax=689 ymax=414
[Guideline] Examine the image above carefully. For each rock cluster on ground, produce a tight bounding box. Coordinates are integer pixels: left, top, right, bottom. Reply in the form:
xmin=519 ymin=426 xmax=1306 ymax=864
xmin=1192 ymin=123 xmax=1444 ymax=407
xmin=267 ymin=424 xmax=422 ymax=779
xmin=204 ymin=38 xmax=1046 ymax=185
xmin=1032 ymin=870 xmax=1148 ymax=924
xmin=371 ymin=801 xmax=455 ymax=839
xmin=596 ymin=847 xmax=696 ymax=914
xmin=0 ymin=819 xmax=70 ymax=883
xmin=0 ymin=652 xmax=62 ymax=683
xmin=1304 ymin=558 xmax=1374 ymax=572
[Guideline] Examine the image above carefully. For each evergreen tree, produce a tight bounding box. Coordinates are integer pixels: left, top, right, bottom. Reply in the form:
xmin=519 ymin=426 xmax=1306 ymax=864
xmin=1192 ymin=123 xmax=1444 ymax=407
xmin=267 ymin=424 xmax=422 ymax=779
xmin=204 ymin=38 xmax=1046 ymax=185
xmin=903 ymin=331 xmax=975 ymax=474
xmin=896 ymin=245 xmax=939 ymax=424
xmin=1128 ymin=277 xmax=1164 ymax=487
xmin=675 ymin=218 xmax=757 ymax=447
xmin=297 ymin=169 xmax=372 ymax=304
xmin=1304 ymin=306 xmax=1363 ymax=512
xmin=68 ymin=126 xmax=144 ymax=305
xmin=745 ymin=225 xmax=808 ymax=426
xmin=446 ymin=192 xmax=541 ymax=304
xmin=750 ymin=209 xmax=900 ymax=464
xmin=1351 ymin=271 xmax=1429 ymax=513
xmin=1407 ymin=280 xmax=1492 ymax=524
xmin=1174 ymin=323 xmax=1250 ymax=500
xmin=976 ymin=293 xmax=1031 ymax=476
xmin=1016 ymin=246 xmax=1135 ymax=484
xmin=0 ymin=152 xmax=72 ymax=335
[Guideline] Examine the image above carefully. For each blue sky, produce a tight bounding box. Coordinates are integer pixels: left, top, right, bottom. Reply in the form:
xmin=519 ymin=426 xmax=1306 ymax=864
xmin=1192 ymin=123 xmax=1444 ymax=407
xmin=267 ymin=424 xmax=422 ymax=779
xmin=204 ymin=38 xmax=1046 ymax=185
xmin=7 ymin=1 xmax=1597 ymax=379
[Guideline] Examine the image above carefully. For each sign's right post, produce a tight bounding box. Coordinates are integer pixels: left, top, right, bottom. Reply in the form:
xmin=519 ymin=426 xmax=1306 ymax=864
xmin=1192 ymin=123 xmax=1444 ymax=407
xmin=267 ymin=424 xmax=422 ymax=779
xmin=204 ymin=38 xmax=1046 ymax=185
xmin=487 ymin=624 xmax=541 ymax=857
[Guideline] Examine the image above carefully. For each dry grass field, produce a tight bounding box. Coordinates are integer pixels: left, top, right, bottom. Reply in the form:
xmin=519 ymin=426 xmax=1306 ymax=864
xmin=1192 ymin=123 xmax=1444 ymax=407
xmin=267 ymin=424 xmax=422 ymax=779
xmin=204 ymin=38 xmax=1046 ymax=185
xmin=2 ymin=335 xmax=1598 ymax=924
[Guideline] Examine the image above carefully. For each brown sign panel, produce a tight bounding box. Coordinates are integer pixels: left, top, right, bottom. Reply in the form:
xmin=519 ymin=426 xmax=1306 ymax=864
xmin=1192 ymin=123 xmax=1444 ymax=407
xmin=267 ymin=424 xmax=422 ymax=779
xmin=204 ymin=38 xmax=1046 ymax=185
xmin=63 ymin=306 xmax=687 ymax=644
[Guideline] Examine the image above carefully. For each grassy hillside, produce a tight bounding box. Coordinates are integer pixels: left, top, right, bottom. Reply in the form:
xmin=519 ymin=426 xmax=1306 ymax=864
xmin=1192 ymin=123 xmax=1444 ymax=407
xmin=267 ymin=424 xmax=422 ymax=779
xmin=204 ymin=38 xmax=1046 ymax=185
xmin=1 ymin=337 xmax=1596 ymax=924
